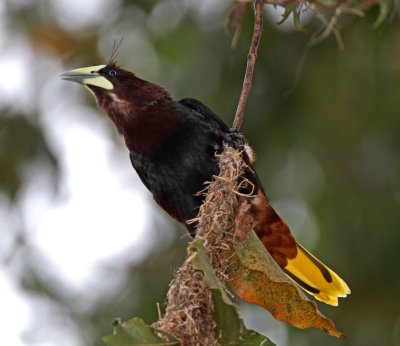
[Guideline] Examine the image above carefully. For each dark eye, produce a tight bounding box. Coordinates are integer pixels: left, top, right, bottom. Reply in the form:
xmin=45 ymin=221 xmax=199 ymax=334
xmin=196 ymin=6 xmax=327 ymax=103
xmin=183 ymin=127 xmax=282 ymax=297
xmin=108 ymin=69 xmax=117 ymax=77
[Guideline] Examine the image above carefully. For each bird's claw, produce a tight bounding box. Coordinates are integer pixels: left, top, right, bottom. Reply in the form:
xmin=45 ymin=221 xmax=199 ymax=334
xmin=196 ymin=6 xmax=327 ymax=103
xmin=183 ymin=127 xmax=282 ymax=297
xmin=225 ymin=128 xmax=245 ymax=151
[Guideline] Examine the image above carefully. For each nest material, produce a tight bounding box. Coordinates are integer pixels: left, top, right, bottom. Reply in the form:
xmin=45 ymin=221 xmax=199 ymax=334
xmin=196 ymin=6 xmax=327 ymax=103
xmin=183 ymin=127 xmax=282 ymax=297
xmin=154 ymin=146 xmax=249 ymax=346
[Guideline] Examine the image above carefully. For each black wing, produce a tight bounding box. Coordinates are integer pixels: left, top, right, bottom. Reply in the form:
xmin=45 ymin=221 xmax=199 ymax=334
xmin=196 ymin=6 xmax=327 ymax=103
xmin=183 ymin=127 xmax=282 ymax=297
xmin=179 ymin=98 xmax=229 ymax=132
xmin=180 ymin=97 xmax=267 ymax=199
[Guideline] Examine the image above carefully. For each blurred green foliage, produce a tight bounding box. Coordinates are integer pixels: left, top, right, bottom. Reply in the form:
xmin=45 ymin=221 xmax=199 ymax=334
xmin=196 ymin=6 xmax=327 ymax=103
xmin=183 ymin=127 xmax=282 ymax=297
xmin=1 ymin=1 xmax=400 ymax=345
xmin=0 ymin=112 xmax=57 ymax=199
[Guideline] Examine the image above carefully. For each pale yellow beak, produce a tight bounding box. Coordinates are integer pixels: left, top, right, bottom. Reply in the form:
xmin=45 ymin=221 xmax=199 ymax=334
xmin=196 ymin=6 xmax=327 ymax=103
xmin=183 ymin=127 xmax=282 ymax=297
xmin=61 ymin=65 xmax=114 ymax=90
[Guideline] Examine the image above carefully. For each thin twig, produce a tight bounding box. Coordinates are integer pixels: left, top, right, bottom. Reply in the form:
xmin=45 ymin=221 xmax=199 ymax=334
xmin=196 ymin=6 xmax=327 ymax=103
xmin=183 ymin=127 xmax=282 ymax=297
xmin=232 ymin=0 xmax=264 ymax=130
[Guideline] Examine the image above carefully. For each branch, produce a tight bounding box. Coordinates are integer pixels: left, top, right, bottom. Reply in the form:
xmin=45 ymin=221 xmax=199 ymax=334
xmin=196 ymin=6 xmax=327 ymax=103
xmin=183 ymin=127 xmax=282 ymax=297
xmin=232 ymin=0 xmax=264 ymax=131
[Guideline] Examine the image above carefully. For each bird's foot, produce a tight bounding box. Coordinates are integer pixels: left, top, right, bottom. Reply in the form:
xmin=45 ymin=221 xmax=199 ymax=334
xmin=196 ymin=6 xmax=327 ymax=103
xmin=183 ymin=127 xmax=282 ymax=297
xmin=225 ymin=128 xmax=245 ymax=151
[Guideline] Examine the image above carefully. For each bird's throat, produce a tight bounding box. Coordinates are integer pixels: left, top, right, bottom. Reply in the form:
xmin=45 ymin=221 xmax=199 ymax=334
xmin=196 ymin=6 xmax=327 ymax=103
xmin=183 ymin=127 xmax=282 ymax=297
xmin=99 ymin=92 xmax=177 ymax=153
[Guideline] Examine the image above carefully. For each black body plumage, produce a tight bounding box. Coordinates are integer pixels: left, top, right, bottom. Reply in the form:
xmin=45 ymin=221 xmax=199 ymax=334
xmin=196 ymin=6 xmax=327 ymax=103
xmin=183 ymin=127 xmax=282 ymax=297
xmin=129 ymin=98 xmax=230 ymax=236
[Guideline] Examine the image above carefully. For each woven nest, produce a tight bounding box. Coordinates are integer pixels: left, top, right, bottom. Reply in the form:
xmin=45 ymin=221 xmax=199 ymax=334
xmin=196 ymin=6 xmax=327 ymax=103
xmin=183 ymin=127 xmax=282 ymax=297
xmin=154 ymin=146 xmax=250 ymax=346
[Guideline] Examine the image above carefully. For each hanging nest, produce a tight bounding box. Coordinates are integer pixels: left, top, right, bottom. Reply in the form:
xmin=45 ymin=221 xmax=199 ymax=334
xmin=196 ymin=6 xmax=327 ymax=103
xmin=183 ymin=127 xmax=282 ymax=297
xmin=154 ymin=146 xmax=251 ymax=346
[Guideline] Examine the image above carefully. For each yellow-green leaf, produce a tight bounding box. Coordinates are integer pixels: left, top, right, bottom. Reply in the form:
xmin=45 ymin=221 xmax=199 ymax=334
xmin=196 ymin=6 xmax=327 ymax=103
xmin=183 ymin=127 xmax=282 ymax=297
xmin=102 ymin=318 xmax=179 ymax=346
xmin=373 ymin=0 xmax=393 ymax=28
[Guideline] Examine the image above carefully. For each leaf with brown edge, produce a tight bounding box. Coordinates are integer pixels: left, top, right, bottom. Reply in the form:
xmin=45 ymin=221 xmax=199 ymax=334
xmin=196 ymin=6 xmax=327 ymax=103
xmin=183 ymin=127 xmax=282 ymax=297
xmin=225 ymin=231 xmax=345 ymax=338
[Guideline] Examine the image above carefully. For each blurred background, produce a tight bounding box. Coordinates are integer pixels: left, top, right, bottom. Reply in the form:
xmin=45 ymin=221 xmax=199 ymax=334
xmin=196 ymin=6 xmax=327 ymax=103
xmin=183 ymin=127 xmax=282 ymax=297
xmin=0 ymin=0 xmax=399 ymax=345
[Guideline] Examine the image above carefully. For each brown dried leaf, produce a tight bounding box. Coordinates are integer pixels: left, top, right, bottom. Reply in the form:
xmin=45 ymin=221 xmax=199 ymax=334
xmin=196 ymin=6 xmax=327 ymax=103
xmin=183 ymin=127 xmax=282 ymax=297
xmin=225 ymin=231 xmax=345 ymax=338
xmin=225 ymin=1 xmax=250 ymax=48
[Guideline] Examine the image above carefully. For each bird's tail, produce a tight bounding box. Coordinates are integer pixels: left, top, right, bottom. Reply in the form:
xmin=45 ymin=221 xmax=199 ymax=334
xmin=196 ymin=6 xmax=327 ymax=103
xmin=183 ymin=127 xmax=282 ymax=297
xmin=249 ymin=192 xmax=350 ymax=306
xmin=283 ymin=242 xmax=351 ymax=306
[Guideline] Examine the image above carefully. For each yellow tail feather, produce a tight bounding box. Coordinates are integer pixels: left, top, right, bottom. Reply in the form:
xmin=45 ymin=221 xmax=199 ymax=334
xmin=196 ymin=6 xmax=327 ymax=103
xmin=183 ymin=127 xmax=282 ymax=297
xmin=284 ymin=242 xmax=351 ymax=306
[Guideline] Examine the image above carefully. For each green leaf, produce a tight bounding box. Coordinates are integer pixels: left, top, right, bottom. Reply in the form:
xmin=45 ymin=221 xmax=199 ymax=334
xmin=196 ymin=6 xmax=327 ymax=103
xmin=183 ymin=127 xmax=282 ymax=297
xmin=103 ymin=317 xmax=179 ymax=346
xmin=293 ymin=7 xmax=303 ymax=31
xmin=373 ymin=0 xmax=393 ymax=28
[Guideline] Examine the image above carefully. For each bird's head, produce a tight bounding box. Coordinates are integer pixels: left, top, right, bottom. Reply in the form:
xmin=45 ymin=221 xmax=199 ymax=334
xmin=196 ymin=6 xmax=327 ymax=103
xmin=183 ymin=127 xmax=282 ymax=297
xmin=61 ymin=63 xmax=170 ymax=111
xmin=61 ymin=63 xmax=174 ymax=151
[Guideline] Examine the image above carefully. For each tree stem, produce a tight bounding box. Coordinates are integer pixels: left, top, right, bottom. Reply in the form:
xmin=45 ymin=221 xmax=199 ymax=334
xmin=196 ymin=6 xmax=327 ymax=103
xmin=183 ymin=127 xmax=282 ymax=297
xmin=232 ymin=0 xmax=264 ymax=131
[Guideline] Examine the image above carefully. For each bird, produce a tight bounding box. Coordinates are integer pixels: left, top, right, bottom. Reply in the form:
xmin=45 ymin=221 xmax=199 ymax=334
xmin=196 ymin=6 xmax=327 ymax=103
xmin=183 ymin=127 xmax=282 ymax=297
xmin=61 ymin=62 xmax=350 ymax=306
